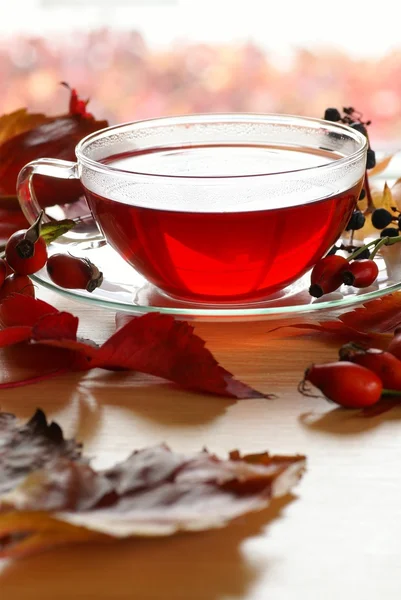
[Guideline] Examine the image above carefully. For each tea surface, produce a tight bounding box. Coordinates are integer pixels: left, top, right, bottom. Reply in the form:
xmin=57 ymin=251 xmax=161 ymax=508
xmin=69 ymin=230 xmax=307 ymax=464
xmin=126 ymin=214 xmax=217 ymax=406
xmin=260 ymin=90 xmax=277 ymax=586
xmin=85 ymin=144 xmax=360 ymax=302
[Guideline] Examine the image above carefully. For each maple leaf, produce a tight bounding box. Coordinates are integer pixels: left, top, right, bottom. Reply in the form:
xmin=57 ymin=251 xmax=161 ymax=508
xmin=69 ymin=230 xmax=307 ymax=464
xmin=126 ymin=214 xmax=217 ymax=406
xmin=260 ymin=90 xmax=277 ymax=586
xmin=0 ymin=410 xmax=306 ymax=558
xmin=0 ymin=85 xmax=108 ymax=210
xmin=0 ymin=294 xmax=267 ymax=399
xmin=274 ymin=292 xmax=401 ymax=342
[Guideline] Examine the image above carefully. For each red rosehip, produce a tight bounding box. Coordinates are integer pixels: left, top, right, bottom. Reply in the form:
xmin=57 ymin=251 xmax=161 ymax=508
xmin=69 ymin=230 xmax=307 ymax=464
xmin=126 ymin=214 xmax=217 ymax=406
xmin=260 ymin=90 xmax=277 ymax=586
xmin=342 ymin=259 xmax=379 ymax=288
xmin=302 ymin=361 xmax=382 ymax=408
xmin=0 ymin=274 xmax=35 ymax=301
xmin=46 ymin=254 xmax=103 ymax=293
xmin=309 ymin=255 xmax=348 ymax=298
xmin=5 ymin=230 xmax=47 ymax=275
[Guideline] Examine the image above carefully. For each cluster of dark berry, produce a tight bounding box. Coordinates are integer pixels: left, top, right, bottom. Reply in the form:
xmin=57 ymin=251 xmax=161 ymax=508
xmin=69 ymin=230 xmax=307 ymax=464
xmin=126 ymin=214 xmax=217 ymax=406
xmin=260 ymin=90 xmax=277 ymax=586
xmin=324 ymin=106 xmax=376 ymax=170
xmin=323 ymin=106 xmax=378 ymax=261
xmin=370 ymin=207 xmax=401 ymax=239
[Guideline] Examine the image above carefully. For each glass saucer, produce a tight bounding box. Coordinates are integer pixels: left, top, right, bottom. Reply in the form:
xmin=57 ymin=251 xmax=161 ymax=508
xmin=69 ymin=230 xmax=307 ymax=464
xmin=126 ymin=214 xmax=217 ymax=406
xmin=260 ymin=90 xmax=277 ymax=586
xmin=31 ymin=242 xmax=401 ymax=322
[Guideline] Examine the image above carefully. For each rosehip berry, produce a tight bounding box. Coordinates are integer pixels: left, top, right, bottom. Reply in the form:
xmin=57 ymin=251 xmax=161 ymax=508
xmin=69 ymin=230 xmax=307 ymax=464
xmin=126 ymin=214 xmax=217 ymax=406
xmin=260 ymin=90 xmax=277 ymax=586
xmin=342 ymin=259 xmax=379 ymax=288
xmin=371 ymin=208 xmax=393 ymax=230
xmin=339 ymin=344 xmax=401 ymax=390
xmin=387 ymin=327 xmax=401 ymax=361
xmin=309 ymin=255 xmax=348 ymax=298
xmin=0 ymin=274 xmax=35 ymax=301
xmin=5 ymin=230 xmax=47 ymax=275
xmin=302 ymin=361 xmax=382 ymax=408
xmin=46 ymin=254 xmax=103 ymax=293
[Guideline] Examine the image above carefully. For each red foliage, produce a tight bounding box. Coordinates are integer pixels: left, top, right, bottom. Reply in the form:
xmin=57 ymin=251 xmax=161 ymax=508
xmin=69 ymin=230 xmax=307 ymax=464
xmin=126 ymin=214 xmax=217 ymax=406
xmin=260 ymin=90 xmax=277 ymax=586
xmin=0 ymin=294 xmax=267 ymax=399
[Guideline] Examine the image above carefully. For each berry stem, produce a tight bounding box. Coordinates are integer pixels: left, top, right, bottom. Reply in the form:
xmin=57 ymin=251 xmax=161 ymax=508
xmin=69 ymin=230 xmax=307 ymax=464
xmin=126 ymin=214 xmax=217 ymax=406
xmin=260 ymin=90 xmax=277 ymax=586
xmin=369 ymin=236 xmax=391 ymax=260
xmin=345 ymin=233 xmax=401 ymax=263
xmin=364 ymin=173 xmax=375 ymax=215
xmin=346 ymin=239 xmax=379 ymax=261
xmin=382 ymin=389 xmax=401 ymax=397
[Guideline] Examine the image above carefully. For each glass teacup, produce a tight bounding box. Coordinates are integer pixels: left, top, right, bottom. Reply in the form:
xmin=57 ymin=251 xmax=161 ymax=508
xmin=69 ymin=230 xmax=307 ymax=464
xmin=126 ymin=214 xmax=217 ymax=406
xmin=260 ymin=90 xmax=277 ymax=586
xmin=17 ymin=114 xmax=367 ymax=303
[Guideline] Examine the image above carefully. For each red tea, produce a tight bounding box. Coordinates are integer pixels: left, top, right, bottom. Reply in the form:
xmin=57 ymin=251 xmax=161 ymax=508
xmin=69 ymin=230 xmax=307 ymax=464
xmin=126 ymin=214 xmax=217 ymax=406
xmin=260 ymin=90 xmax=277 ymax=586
xmin=83 ymin=144 xmax=362 ymax=302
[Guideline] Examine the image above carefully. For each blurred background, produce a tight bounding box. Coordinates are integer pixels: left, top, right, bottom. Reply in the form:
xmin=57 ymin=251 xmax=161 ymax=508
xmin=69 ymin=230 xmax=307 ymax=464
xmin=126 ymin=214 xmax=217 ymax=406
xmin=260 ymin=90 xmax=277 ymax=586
xmin=1 ymin=0 xmax=401 ymax=150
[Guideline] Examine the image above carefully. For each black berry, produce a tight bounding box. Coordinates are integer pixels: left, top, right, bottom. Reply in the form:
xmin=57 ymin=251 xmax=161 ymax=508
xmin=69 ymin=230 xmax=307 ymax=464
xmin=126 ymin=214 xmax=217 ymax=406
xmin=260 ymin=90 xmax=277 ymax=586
xmin=354 ymin=248 xmax=371 ymax=260
xmin=366 ymin=148 xmax=376 ymax=169
xmin=350 ymin=122 xmax=367 ymax=136
xmin=345 ymin=210 xmax=366 ymax=231
xmin=371 ymin=208 xmax=393 ymax=229
xmin=324 ymin=108 xmax=341 ymax=122
xmin=380 ymin=227 xmax=399 ymax=238
xmin=359 ymin=188 xmax=366 ymax=200
xmin=327 ymin=246 xmax=338 ymax=256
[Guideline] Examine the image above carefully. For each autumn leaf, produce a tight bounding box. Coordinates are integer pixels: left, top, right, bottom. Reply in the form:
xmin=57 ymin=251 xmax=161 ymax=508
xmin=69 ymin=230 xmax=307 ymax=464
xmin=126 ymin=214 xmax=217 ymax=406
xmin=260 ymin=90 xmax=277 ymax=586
xmin=0 ymin=294 xmax=58 ymax=327
xmin=0 ymin=409 xmax=82 ymax=498
xmin=0 ymin=410 xmax=306 ymax=558
xmin=353 ymin=181 xmax=396 ymax=240
xmin=0 ymin=109 xmax=51 ymax=146
xmin=368 ymin=155 xmax=394 ymax=178
xmin=390 ymin=178 xmax=401 ymax=211
xmin=0 ymin=85 xmax=108 ymax=210
xmin=0 ymin=294 xmax=267 ymax=399
xmin=273 ymin=292 xmax=401 ymax=342
xmin=0 ymin=207 xmax=28 ymax=245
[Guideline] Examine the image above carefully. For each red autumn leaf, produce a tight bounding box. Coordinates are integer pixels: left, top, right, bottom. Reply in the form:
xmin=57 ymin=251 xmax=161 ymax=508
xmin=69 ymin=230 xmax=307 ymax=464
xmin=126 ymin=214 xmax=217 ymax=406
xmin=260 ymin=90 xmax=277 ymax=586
xmin=0 ymin=85 xmax=108 ymax=209
xmin=0 ymin=295 xmax=266 ymax=399
xmin=32 ymin=312 xmax=79 ymax=341
xmin=339 ymin=293 xmax=401 ymax=333
xmin=0 ymin=207 xmax=28 ymax=244
xmin=0 ymin=410 xmax=306 ymax=558
xmin=273 ymin=292 xmax=401 ymax=342
xmin=0 ymin=326 xmax=33 ymax=348
xmin=92 ymin=313 xmax=265 ymax=399
xmin=0 ymin=294 xmax=58 ymax=327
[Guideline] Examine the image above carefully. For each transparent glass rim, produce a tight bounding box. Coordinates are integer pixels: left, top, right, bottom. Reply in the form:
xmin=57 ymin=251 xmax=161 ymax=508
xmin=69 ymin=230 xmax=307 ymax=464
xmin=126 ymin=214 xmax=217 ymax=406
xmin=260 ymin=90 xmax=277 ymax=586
xmin=75 ymin=113 xmax=368 ymax=182
xmin=31 ymin=268 xmax=401 ymax=319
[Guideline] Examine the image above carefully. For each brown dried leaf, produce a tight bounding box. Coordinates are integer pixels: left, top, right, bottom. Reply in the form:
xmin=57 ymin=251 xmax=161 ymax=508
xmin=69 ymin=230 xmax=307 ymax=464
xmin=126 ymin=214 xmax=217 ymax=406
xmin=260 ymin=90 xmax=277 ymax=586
xmin=391 ymin=178 xmax=401 ymax=211
xmin=0 ymin=411 xmax=306 ymax=557
xmin=353 ymin=181 xmax=395 ymax=240
xmin=368 ymin=155 xmax=394 ymax=178
xmin=0 ymin=109 xmax=50 ymax=145
xmin=0 ymin=511 xmax=105 ymax=559
xmin=0 ymin=87 xmax=108 ymax=209
xmin=0 ymin=409 xmax=82 ymax=497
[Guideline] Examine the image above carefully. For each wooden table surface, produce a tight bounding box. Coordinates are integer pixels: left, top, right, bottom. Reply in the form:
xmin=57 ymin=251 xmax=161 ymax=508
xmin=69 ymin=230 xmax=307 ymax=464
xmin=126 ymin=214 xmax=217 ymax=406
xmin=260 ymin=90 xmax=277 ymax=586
xmin=1 ymin=288 xmax=401 ymax=600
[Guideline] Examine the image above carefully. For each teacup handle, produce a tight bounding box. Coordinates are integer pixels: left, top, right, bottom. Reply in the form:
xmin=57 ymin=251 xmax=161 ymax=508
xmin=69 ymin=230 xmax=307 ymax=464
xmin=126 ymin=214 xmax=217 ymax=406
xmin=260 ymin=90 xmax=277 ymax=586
xmin=17 ymin=158 xmax=105 ymax=248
